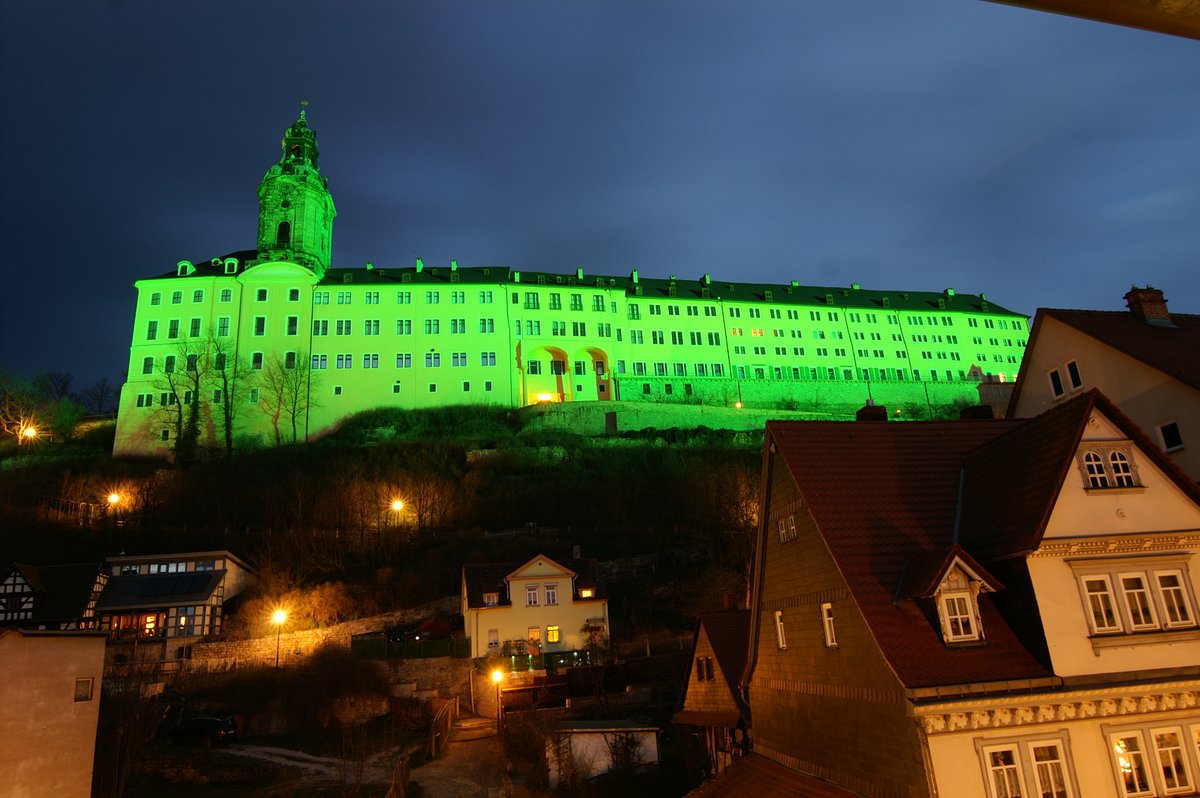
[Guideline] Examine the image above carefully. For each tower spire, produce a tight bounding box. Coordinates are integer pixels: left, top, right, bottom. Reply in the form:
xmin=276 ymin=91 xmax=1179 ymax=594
xmin=255 ymin=106 xmax=337 ymax=274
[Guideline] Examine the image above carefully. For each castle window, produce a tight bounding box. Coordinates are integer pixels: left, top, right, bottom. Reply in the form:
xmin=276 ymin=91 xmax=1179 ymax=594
xmin=276 ymin=220 xmax=290 ymax=246
xmin=172 ymin=291 xmax=182 ymax=305
xmin=257 ymin=289 xmax=267 ymax=302
xmin=289 ymin=288 xmax=300 ymax=301
xmin=142 ymin=357 xmax=154 ymax=375
xmin=150 ymin=292 xmax=161 ymax=306
xmin=220 ymin=289 xmax=232 ymax=303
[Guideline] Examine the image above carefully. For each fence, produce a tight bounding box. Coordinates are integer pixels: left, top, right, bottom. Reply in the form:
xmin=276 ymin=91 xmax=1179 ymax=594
xmin=351 ymin=634 xmax=471 ymax=661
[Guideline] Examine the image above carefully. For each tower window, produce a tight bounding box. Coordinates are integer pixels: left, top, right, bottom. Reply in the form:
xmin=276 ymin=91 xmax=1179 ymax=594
xmin=276 ymin=220 xmax=290 ymax=247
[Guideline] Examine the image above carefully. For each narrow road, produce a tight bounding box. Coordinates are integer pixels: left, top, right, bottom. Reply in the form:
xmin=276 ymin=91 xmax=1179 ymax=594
xmin=409 ymin=714 xmax=508 ymax=798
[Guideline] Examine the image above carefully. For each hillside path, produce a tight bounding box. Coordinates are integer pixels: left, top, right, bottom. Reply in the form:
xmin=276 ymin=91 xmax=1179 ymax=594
xmin=409 ymin=714 xmax=509 ymax=798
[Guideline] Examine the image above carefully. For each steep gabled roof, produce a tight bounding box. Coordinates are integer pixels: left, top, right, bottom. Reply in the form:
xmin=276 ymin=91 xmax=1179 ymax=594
xmin=461 ymin=555 xmax=601 ymax=610
xmin=764 ymin=390 xmax=1200 ymax=691
xmin=1008 ymin=306 xmax=1200 ymax=414
xmin=681 ymin=609 xmax=752 ymax=722
xmin=766 ymin=418 xmax=1048 ymax=689
xmin=4 ymin=562 xmax=105 ymax=625
xmin=962 ymin=390 xmax=1200 ymax=560
xmin=894 ymin=545 xmax=1001 ymax=602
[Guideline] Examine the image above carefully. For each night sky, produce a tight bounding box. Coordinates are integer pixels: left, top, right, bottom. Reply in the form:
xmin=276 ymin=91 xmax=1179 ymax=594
xmin=2 ymin=1 xmax=1197 ymax=389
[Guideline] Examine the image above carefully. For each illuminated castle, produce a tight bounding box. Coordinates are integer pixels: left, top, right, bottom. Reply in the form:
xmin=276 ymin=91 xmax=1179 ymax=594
xmin=114 ymin=110 xmax=1029 ymax=457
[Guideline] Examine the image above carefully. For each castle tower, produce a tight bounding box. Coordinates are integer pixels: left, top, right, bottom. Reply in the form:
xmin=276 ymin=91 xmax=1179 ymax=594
xmin=255 ymin=106 xmax=337 ymax=275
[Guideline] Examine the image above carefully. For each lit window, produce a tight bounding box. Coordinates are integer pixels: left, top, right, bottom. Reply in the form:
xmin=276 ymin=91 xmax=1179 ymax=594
xmin=547 ymin=625 xmax=560 ymax=644
xmin=527 ymin=626 xmax=541 ymax=644
xmin=774 ymin=609 xmax=787 ymax=649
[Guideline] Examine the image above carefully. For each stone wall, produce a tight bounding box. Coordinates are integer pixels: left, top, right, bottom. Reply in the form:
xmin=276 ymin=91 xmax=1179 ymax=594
xmin=188 ymin=596 xmax=459 ymax=673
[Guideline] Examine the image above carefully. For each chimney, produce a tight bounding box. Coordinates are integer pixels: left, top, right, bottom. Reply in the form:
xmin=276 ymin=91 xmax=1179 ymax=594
xmin=1124 ymin=285 xmax=1172 ymax=326
xmin=856 ymin=399 xmax=888 ymax=422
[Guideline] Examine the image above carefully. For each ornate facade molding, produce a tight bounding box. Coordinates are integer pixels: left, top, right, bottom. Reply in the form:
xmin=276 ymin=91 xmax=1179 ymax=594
xmin=916 ymin=682 xmax=1200 ymax=736
xmin=1031 ymin=532 xmax=1200 ymax=558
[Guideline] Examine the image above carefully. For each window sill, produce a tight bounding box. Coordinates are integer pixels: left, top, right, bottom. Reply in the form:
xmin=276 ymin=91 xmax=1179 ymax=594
xmin=1089 ymin=627 xmax=1200 ymax=652
xmin=1082 ymin=486 xmax=1145 ymax=495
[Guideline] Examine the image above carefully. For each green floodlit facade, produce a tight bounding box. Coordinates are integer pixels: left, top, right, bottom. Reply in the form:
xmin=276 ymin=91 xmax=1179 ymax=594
xmin=114 ymin=112 xmax=1029 ymax=457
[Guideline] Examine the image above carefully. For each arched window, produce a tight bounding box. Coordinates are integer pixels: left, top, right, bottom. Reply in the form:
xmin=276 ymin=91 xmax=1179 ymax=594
xmin=1110 ymin=451 xmax=1135 ymax=487
xmin=276 ymin=220 xmax=290 ymax=247
xmin=1084 ymin=451 xmax=1108 ymax=488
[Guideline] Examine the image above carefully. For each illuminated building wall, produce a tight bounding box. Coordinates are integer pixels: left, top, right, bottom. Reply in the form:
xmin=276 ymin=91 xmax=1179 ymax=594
xmin=114 ymin=112 xmax=1030 ymax=457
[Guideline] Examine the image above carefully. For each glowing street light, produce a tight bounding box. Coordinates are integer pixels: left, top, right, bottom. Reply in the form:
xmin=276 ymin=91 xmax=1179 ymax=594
xmin=391 ymin=499 xmax=404 ymax=512
xmin=491 ymin=669 xmax=504 ymax=728
xmin=107 ymin=492 xmax=121 ymax=506
xmin=272 ymin=609 xmax=287 ymax=668
xmin=20 ymin=425 xmax=38 ymax=443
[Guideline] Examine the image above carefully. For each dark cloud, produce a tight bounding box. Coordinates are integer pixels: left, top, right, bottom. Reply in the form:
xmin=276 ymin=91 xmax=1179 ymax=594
xmin=2 ymin=0 xmax=1197 ymax=385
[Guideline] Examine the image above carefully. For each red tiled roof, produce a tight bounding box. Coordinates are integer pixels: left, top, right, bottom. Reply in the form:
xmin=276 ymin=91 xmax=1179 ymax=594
xmin=894 ymin=545 xmax=1001 ymax=602
xmin=1008 ymin=306 xmax=1200 ymax=416
xmin=767 ymin=417 xmax=1052 ymax=689
xmin=766 ymin=389 xmax=1200 ymax=690
xmin=1042 ymin=308 xmax=1200 ymax=392
xmin=686 ymin=754 xmax=863 ymax=797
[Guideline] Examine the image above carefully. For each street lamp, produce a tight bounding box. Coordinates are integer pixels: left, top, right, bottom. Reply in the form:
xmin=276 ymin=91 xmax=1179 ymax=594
xmin=391 ymin=499 xmax=404 ymax=512
xmin=107 ymin=492 xmax=121 ymax=506
xmin=20 ymin=425 xmax=37 ymax=444
xmin=272 ymin=609 xmax=287 ymax=668
xmin=490 ymin=669 xmax=504 ymax=729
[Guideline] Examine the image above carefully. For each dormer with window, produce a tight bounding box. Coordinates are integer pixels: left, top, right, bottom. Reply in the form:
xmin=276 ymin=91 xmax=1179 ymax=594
xmin=933 ymin=562 xmax=995 ymax=645
xmin=897 ymin=547 xmax=1001 ymax=647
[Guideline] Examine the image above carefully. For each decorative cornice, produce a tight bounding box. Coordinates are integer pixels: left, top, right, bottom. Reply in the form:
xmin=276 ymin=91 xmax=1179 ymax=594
xmin=1031 ymin=531 xmax=1200 ymax=558
xmin=915 ymin=680 xmax=1200 ymax=736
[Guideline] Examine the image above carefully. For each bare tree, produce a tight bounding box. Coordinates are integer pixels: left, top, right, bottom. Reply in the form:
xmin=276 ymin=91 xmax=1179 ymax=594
xmin=210 ymin=337 xmax=252 ymax=459
xmin=83 ymin=376 xmax=117 ymax=415
xmin=257 ymin=350 xmax=318 ymax=445
xmin=149 ymin=340 xmax=210 ymax=464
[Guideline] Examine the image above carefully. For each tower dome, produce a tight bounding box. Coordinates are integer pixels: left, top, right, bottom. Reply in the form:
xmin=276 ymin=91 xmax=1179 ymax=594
xmin=255 ymin=105 xmax=337 ymax=275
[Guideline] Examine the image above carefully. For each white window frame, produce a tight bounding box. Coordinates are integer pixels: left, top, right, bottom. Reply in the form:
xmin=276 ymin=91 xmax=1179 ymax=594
xmin=1081 ymin=575 xmax=1123 ymax=634
xmin=774 ymin=609 xmax=787 ymax=650
xmin=1151 ymin=726 xmax=1193 ymax=795
xmin=483 ymin=592 xmax=498 ymax=607
xmin=940 ymin=591 xmax=979 ymax=642
xmin=525 ymin=584 xmax=539 ymax=607
xmin=1155 ymin=571 xmax=1195 ymax=628
xmin=1077 ymin=444 xmax=1141 ymax=490
xmin=544 ymin=584 xmax=558 ymax=606
xmin=1118 ymin=572 xmax=1159 ymax=631
xmin=821 ymin=602 xmax=837 ymax=648
xmin=978 ymin=736 xmax=1076 ymax=798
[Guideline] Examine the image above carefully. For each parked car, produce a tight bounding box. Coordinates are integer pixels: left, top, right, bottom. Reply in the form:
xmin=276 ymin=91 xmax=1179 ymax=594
xmin=166 ymin=716 xmax=238 ymax=747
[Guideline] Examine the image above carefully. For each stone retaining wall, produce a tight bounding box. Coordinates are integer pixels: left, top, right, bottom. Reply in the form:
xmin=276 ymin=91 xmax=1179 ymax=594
xmin=189 ymin=596 xmax=459 ymax=673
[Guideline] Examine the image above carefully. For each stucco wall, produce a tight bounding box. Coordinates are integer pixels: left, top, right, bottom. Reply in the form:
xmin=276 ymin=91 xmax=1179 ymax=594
xmin=0 ymin=631 xmax=106 ymax=798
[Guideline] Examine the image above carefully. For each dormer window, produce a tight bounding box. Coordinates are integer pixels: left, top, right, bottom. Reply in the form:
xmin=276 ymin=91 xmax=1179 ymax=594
xmin=1078 ymin=444 xmax=1140 ymax=489
xmin=483 ymin=592 xmax=498 ymax=607
xmin=934 ymin=564 xmax=988 ymax=644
